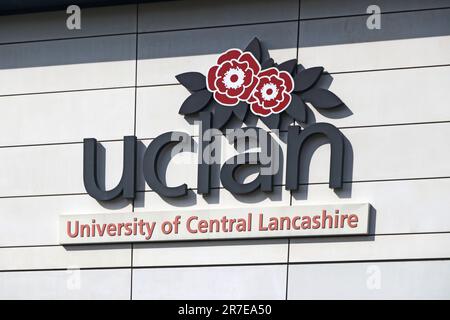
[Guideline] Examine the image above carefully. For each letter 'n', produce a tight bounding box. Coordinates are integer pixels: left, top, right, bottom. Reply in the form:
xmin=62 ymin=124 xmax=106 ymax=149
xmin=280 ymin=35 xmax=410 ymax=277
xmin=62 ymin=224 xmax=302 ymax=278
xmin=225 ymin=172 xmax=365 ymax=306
xmin=83 ymin=136 xmax=136 ymax=201
xmin=286 ymin=123 xmax=344 ymax=190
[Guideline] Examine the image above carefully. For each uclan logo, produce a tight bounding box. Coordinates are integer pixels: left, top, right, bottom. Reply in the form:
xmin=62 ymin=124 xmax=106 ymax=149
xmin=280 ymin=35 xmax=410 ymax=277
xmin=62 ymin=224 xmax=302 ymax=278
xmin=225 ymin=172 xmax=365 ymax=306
xmin=83 ymin=38 xmax=348 ymax=201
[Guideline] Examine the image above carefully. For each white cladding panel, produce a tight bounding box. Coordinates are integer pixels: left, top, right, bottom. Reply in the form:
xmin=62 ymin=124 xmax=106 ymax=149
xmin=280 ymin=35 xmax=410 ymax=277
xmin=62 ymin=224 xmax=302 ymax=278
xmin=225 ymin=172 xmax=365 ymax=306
xmin=132 ymin=265 xmax=287 ymax=300
xmin=0 ymin=269 xmax=131 ymax=300
xmin=0 ymin=0 xmax=449 ymax=299
xmin=288 ymin=260 xmax=450 ymax=299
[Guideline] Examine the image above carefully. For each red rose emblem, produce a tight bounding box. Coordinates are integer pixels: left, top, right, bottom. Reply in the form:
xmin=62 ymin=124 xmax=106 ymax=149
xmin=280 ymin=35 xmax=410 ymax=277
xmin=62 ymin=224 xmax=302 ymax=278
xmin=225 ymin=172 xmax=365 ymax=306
xmin=249 ymin=68 xmax=294 ymax=117
xmin=207 ymin=49 xmax=261 ymax=106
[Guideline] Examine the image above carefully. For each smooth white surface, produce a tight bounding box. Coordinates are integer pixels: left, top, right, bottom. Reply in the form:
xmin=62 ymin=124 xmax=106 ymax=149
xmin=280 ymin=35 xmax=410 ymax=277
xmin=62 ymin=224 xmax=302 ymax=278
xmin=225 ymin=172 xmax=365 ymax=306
xmin=136 ymin=85 xmax=193 ymax=138
xmin=288 ymin=260 xmax=450 ymax=299
xmin=0 ymin=269 xmax=131 ymax=300
xmin=0 ymin=140 xmax=125 ymax=196
xmin=293 ymin=178 xmax=450 ymax=235
xmin=133 ymin=265 xmax=287 ymax=299
xmin=0 ymin=244 xmax=131 ymax=271
xmin=305 ymin=123 xmax=450 ymax=185
xmin=0 ymin=88 xmax=134 ymax=146
xmin=0 ymin=194 xmax=131 ymax=247
xmin=311 ymin=66 xmax=450 ymax=127
xmin=289 ymin=233 xmax=450 ymax=263
xmin=134 ymin=186 xmax=291 ymax=211
xmin=134 ymin=239 xmax=288 ymax=267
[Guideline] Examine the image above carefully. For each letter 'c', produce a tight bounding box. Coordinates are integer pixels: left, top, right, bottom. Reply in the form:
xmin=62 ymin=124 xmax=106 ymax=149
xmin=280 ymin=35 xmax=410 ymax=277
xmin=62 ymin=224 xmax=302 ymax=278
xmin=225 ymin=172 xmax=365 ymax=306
xmin=143 ymin=131 xmax=194 ymax=197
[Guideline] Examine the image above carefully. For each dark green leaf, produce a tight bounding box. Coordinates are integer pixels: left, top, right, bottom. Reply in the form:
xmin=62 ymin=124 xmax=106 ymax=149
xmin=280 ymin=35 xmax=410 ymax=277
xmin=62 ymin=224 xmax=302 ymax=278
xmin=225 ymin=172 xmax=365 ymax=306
xmin=232 ymin=101 xmax=249 ymax=121
xmin=176 ymin=72 xmax=207 ymax=91
xmin=294 ymin=67 xmax=324 ymax=92
xmin=285 ymin=94 xmax=307 ymax=122
xmin=301 ymin=88 xmax=343 ymax=109
xmin=178 ymin=90 xmax=212 ymax=115
xmin=244 ymin=37 xmax=262 ymax=62
xmin=260 ymin=113 xmax=280 ymax=129
xmin=278 ymin=59 xmax=297 ymax=75
xmin=261 ymin=58 xmax=275 ymax=69
xmin=213 ymin=106 xmax=234 ymax=129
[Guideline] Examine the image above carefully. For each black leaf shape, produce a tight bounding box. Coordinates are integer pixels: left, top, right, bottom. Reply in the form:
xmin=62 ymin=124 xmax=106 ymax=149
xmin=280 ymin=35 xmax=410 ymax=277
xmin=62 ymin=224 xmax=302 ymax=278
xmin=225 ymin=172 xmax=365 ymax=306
xmin=176 ymin=72 xmax=207 ymax=91
xmin=294 ymin=67 xmax=324 ymax=92
xmin=260 ymin=113 xmax=280 ymax=130
xmin=178 ymin=90 xmax=212 ymax=115
xmin=244 ymin=37 xmax=262 ymax=62
xmin=232 ymin=101 xmax=249 ymax=121
xmin=301 ymin=88 xmax=343 ymax=109
xmin=261 ymin=58 xmax=275 ymax=69
xmin=278 ymin=59 xmax=298 ymax=75
xmin=285 ymin=94 xmax=307 ymax=123
xmin=213 ymin=106 xmax=234 ymax=129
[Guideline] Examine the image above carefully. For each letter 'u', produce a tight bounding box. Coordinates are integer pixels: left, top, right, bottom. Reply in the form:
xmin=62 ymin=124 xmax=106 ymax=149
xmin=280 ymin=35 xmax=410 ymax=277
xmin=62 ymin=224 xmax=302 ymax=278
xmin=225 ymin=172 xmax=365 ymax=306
xmin=83 ymin=136 xmax=136 ymax=201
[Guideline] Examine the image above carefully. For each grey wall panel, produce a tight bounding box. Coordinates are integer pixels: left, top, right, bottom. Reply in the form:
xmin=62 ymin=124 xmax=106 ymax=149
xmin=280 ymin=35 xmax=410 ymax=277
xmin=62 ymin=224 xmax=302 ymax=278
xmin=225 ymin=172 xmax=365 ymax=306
xmin=288 ymin=260 xmax=450 ymax=299
xmin=0 ymin=5 xmax=137 ymax=44
xmin=133 ymin=265 xmax=287 ymax=299
xmin=0 ymin=268 xmax=131 ymax=299
xmin=0 ymin=35 xmax=136 ymax=95
xmin=299 ymin=9 xmax=450 ymax=72
xmin=138 ymin=22 xmax=297 ymax=86
xmin=300 ymin=0 xmax=450 ymax=19
xmin=139 ymin=0 xmax=299 ymax=32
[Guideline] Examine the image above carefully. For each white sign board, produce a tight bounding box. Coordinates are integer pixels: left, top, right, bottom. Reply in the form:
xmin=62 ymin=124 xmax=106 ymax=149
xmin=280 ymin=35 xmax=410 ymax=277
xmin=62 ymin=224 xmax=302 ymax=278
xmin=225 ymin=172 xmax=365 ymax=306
xmin=59 ymin=203 xmax=371 ymax=244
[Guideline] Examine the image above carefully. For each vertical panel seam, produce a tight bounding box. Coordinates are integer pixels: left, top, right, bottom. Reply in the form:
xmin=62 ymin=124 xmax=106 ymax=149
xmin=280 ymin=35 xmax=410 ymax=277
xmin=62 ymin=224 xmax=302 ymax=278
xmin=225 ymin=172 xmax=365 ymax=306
xmin=286 ymin=0 xmax=301 ymax=300
xmin=130 ymin=0 xmax=140 ymax=301
xmin=296 ymin=0 xmax=301 ymax=61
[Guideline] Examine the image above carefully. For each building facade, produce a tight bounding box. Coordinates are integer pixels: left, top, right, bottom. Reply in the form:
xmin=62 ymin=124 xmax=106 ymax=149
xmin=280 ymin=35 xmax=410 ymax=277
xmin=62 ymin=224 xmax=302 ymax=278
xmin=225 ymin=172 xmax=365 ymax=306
xmin=0 ymin=0 xmax=450 ymax=299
